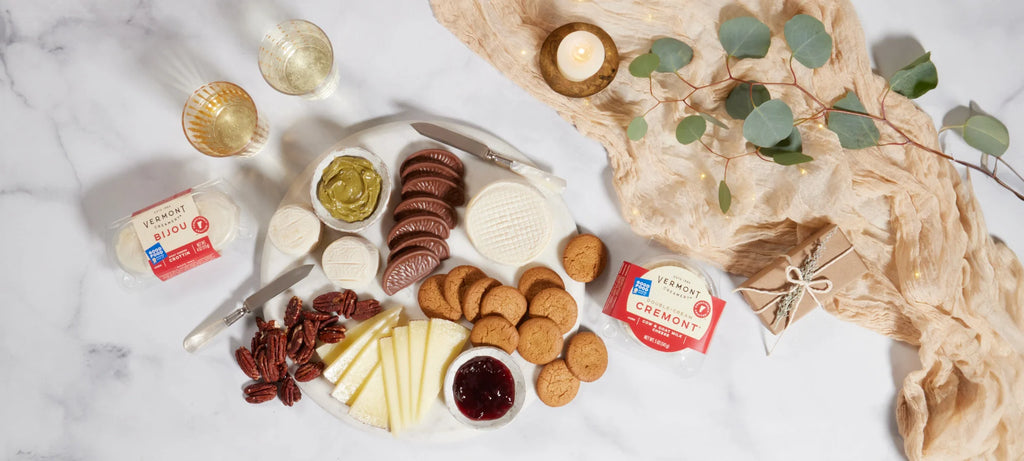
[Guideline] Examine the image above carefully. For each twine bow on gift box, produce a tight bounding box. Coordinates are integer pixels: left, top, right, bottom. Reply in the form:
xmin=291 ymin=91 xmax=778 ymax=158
xmin=735 ymin=228 xmax=854 ymax=335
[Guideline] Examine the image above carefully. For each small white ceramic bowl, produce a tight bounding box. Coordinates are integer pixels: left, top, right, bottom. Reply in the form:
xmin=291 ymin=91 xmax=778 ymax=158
xmin=443 ymin=347 xmax=526 ymax=430
xmin=309 ymin=146 xmax=391 ymax=233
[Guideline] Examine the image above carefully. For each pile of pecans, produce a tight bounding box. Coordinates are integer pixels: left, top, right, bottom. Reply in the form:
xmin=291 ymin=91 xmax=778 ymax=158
xmin=235 ymin=290 xmax=383 ymax=406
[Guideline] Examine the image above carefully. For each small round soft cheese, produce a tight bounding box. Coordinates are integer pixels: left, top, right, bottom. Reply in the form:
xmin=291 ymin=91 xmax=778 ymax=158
xmin=268 ymin=205 xmax=321 ymax=256
xmin=322 ymin=235 xmax=379 ymax=287
xmin=114 ymin=225 xmax=151 ymax=275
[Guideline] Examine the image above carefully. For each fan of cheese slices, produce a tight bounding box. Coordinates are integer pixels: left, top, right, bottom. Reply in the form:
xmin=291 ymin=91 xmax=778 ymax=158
xmin=315 ymin=307 xmax=469 ymax=433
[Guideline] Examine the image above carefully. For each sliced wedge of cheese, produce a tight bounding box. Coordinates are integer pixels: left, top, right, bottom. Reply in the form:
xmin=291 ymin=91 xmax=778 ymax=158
xmin=320 ymin=306 xmax=401 ymax=383
xmin=379 ymin=336 xmax=404 ymax=435
xmin=415 ymin=318 xmax=469 ymax=422
xmin=348 ymin=363 xmax=387 ymax=429
xmin=392 ymin=326 xmax=413 ymax=427
xmin=407 ymin=320 xmax=428 ymax=418
xmin=330 ymin=325 xmax=392 ymax=404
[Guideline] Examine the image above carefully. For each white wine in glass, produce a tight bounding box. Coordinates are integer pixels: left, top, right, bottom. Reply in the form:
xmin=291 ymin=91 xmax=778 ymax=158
xmin=182 ymin=81 xmax=268 ymax=158
xmin=259 ymin=19 xmax=338 ymax=99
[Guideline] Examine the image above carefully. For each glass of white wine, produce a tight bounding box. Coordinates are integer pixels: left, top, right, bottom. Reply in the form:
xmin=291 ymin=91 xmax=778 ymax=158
xmin=258 ymin=19 xmax=338 ymax=100
xmin=182 ymin=81 xmax=269 ymax=158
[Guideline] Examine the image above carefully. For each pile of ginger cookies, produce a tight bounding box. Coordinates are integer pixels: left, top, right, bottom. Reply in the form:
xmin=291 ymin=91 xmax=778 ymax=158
xmin=417 ymin=233 xmax=609 ymax=407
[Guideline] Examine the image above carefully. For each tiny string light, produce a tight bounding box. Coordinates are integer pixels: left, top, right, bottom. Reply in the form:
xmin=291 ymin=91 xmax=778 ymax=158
xmin=520 ymin=49 xmax=528 ymax=56
xmin=800 ymin=168 xmax=807 ymax=175
xmin=914 ymin=271 xmax=921 ymax=279
xmin=700 ymin=172 xmax=707 ymax=179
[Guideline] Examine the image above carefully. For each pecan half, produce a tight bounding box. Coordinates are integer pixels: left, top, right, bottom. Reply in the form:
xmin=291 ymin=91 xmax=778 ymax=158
xmin=265 ymin=329 xmax=287 ymax=365
xmin=294 ymin=343 xmax=315 ymax=365
xmin=278 ymin=376 xmax=301 ymax=406
xmin=302 ymin=309 xmax=334 ymax=322
xmin=286 ymin=325 xmax=304 ymax=358
xmin=256 ymin=348 xmax=280 ymax=383
xmin=340 ymin=290 xmax=358 ymax=318
xmin=255 ymin=317 xmax=277 ymax=332
xmin=294 ymin=362 xmax=324 ymax=382
xmin=313 ymin=292 xmax=344 ymax=313
xmin=351 ymin=299 xmax=382 ymax=321
xmin=235 ymin=347 xmax=260 ymax=380
xmin=284 ymin=296 xmax=302 ymax=328
xmin=318 ymin=323 xmax=347 ymax=343
xmin=301 ymin=318 xmax=318 ymax=345
xmin=244 ymin=382 xmax=278 ymax=404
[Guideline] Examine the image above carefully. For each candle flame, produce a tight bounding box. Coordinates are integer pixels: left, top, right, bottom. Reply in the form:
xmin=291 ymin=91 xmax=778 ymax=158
xmin=573 ymin=45 xmax=592 ymax=62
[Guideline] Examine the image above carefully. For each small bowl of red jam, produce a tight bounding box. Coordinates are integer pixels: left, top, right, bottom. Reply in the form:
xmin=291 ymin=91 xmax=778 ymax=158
xmin=443 ymin=347 xmax=525 ymax=429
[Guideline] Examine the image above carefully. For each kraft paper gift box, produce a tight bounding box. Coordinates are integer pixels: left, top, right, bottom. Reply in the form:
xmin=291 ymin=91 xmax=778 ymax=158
xmin=736 ymin=224 xmax=868 ymax=335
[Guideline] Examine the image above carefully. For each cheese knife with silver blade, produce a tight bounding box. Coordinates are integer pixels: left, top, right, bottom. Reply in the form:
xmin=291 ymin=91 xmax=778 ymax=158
xmin=183 ymin=264 xmax=314 ymax=353
xmin=411 ymin=122 xmax=567 ymax=194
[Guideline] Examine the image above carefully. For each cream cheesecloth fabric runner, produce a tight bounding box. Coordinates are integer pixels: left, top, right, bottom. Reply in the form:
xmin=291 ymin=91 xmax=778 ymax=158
xmin=430 ymin=1 xmax=1024 ymax=459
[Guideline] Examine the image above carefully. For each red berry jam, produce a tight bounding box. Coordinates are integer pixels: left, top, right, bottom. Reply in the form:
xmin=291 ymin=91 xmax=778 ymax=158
xmin=452 ymin=356 xmax=515 ymax=420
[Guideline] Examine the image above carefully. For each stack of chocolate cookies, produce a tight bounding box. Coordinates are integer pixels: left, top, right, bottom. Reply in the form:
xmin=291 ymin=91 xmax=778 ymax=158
xmin=381 ymin=149 xmax=465 ymax=295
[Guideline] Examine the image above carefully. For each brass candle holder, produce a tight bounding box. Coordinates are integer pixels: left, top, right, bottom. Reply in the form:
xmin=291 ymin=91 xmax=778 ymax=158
xmin=539 ymin=22 xmax=618 ymax=98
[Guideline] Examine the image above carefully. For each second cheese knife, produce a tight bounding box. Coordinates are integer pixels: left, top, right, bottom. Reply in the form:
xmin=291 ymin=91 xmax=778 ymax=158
xmin=411 ymin=122 xmax=567 ymax=194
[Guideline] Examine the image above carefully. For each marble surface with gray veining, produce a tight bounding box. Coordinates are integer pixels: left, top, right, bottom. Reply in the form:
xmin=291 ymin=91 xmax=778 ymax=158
xmin=2 ymin=1 xmax=1022 ymax=459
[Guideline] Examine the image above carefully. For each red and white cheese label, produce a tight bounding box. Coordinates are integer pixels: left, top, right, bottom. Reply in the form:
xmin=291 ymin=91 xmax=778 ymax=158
xmin=130 ymin=189 xmax=220 ymax=281
xmin=603 ymin=262 xmax=725 ymax=353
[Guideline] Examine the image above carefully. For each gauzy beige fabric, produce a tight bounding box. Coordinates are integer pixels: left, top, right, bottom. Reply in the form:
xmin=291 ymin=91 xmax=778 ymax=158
xmin=431 ymin=0 xmax=1024 ymax=459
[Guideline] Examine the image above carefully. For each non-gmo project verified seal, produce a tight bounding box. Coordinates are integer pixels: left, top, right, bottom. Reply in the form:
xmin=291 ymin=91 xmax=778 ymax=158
xmin=632 ymin=277 xmax=652 ymax=297
xmin=146 ymin=243 xmax=167 ymax=265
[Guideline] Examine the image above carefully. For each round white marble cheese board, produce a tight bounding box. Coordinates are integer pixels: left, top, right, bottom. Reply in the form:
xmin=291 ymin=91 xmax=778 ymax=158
xmin=258 ymin=119 xmax=583 ymax=441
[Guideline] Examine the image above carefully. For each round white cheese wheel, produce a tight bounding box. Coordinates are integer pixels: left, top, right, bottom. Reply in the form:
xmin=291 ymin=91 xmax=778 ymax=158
xmin=465 ymin=181 xmax=552 ymax=266
xmin=268 ymin=205 xmax=322 ymax=256
xmin=322 ymin=235 xmax=380 ymax=287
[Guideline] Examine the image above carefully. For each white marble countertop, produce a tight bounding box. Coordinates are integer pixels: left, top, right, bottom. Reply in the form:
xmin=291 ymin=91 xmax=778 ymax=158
xmin=3 ymin=1 xmax=1022 ymax=459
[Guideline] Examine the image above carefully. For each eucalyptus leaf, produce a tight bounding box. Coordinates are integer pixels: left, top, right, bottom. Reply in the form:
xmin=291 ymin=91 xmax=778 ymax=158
xmin=743 ymin=99 xmax=794 ymax=147
xmin=719 ymin=181 xmax=732 ymax=213
xmin=761 ymin=127 xmax=803 ymax=156
xmin=629 ymin=53 xmax=660 ymax=78
xmin=962 ymin=114 xmax=1009 ymax=157
xmin=627 ymin=116 xmax=648 ymax=141
xmin=784 ymin=14 xmax=832 ymax=69
xmin=772 ymin=151 xmax=814 ymax=165
xmin=725 ymin=83 xmax=771 ymax=120
xmin=718 ymin=17 xmax=771 ymax=59
xmin=675 ymin=115 xmax=707 ymax=144
xmin=827 ymin=91 xmax=880 ymax=149
xmin=651 ymin=38 xmax=693 ymax=72
xmin=889 ymin=52 xmax=938 ymax=99
xmin=701 ymin=112 xmax=730 ymax=129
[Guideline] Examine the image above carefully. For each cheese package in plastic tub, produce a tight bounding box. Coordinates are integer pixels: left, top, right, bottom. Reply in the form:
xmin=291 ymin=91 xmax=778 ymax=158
xmin=107 ymin=179 xmax=254 ymax=288
xmin=600 ymin=254 xmax=726 ymax=377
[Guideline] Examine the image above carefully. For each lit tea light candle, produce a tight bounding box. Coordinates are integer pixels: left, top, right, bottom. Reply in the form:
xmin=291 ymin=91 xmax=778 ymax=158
xmin=556 ymin=31 xmax=605 ymax=82
xmin=539 ymin=23 xmax=618 ymax=98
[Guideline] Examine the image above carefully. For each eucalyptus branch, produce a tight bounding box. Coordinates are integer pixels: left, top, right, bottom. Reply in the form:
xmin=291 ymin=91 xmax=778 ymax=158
xmin=626 ymin=14 xmax=1013 ymax=213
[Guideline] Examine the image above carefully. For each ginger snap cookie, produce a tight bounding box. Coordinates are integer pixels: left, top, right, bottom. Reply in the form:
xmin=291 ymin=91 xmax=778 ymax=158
xmin=565 ymin=331 xmax=608 ymax=382
xmin=443 ymin=265 xmax=486 ymax=311
xmin=418 ymin=274 xmax=460 ymax=321
xmin=517 ymin=266 xmax=565 ymax=302
xmin=462 ymin=277 xmax=501 ymax=322
xmin=536 ymin=359 xmax=580 ymax=407
xmin=480 ymin=285 xmax=528 ymax=325
xmin=562 ymin=234 xmax=607 ymax=283
xmin=528 ymin=287 xmax=578 ymax=334
xmin=469 ymin=315 xmax=519 ymax=354
xmin=516 ymin=317 xmax=563 ymax=365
